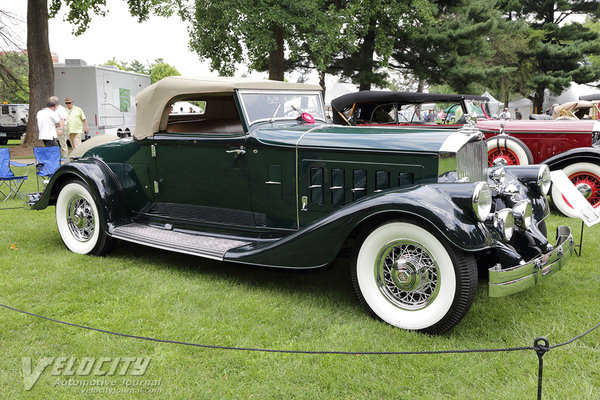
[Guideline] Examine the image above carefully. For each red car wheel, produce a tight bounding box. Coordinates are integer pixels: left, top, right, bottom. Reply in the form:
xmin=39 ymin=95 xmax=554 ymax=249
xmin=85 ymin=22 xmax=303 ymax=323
xmin=485 ymin=137 xmax=531 ymax=167
xmin=487 ymin=147 xmax=520 ymax=166
xmin=551 ymin=162 xmax=600 ymax=218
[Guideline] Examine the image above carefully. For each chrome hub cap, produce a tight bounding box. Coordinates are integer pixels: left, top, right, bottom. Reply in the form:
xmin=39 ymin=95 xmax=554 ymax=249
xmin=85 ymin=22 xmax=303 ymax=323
xmin=493 ymin=157 xmax=508 ymax=166
xmin=376 ymin=240 xmax=440 ymax=310
xmin=66 ymin=195 xmax=95 ymax=242
xmin=576 ymin=182 xmax=593 ymax=199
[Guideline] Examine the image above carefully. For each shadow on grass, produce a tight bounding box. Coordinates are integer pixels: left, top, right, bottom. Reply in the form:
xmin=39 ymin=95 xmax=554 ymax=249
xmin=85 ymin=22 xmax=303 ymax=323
xmin=109 ymin=240 xmax=359 ymax=308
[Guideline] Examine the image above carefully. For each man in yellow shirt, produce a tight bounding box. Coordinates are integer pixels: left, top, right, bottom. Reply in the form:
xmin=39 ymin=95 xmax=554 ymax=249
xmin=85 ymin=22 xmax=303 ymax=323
xmin=64 ymin=97 xmax=89 ymax=151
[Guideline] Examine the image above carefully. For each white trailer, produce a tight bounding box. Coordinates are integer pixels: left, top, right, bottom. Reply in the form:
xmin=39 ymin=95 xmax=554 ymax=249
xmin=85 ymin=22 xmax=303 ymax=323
xmin=0 ymin=104 xmax=28 ymax=144
xmin=53 ymin=59 xmax=151 ymax=139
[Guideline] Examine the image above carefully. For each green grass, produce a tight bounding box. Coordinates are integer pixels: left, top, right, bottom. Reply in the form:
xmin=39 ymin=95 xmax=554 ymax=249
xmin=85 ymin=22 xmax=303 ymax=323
xmin=1 ymin=168 xmax=599 ymax=398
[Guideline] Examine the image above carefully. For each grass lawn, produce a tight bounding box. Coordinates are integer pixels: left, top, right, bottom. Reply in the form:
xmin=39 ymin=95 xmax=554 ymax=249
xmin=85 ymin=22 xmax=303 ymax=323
xmin=0 ymin=166 xmax=599 ymax=399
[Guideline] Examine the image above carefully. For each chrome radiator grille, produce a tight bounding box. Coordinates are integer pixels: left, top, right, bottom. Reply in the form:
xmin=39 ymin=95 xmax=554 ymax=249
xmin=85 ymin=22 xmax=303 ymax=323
xmin=456 ymin=139 xmax=487 ymax=182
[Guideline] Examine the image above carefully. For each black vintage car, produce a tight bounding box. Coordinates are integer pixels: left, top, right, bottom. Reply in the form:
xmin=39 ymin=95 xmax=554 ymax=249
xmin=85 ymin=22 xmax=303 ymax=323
xmin=30 ymin=77 xmax=573 ymax=334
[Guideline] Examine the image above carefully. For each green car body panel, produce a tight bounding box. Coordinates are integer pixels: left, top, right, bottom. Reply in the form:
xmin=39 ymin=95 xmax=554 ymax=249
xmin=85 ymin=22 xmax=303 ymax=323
xmin=33 ymin=123 xmax=497 ymax=268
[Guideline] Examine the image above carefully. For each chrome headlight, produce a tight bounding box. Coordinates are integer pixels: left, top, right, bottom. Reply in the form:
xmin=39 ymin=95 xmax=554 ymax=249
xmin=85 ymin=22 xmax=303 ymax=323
xmin=537 ymin=165 xmax=551 ymax=196
xmin=494 ymin=208 xmax=514 ymax=241
xmin=472 ymin=182 xmax=492 ymax=221
xmin=512 ymin=200 xmax=532 ymax=229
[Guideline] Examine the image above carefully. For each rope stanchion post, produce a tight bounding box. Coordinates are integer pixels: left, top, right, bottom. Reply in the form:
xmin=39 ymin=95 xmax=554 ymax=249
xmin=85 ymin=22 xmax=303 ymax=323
xmin=533 ymin=337 xmax=550 ymax=400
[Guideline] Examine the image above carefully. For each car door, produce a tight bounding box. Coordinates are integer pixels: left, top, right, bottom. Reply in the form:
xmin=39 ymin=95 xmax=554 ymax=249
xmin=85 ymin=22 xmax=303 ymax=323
xmin=151 ymin=131 xmax=255 ymax=228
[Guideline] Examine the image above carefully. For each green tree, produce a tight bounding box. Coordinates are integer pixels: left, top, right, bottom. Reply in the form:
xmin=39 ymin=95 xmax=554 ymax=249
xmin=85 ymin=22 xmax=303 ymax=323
xmin=104 ymin=58 xmax=127 ymax=70
xmin=391 ymin=0 xmax=500 ymax=94
xmin=0 ymin=10 xmax=29 ymax=104
xmin=497 ymin=0 xmax=600 ymax=111
xmin=0 ymin=53 xmax=29 ymax=104
xmin=23 ymin=0 xmax=154 ymax=145
xmin=148 ymin=59 xmax=180 ymax=83
xmin=585 ymin=18 xmax=600 ymax=71
xmin=184 ymin=0 xmax=352 ymax=82
xmin=106 ymin=58 xmax=179 ymax=83
xmin=329 ymin=0 xmax=433 ymax=91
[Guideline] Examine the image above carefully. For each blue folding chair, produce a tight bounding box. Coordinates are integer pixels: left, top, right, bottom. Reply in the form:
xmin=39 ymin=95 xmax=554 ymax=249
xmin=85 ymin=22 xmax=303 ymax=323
xmin=34 ymin=146 xmax=64 ymax=192
xmin=0 ymin=148 xmax=32 ymax=203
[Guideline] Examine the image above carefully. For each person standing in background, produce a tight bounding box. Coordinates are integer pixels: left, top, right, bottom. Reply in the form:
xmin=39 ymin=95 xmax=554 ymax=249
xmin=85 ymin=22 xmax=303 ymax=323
xmin=50 ymin=96 xmax=67 ymax=157
xmin=515 ymin=108 xmax=522 ymax=120
xmin=37 ymin=102 xmax=60 ymax=146
xmin=499 ymin=107 xmax=511 ymax=120
xmin=64 ymin=97 xmax=89 ymax=151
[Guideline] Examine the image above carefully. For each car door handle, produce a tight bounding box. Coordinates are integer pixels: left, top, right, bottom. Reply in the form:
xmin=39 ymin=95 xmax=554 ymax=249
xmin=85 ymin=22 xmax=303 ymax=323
xmin=226 ymin=147 xmax=246 ymax=155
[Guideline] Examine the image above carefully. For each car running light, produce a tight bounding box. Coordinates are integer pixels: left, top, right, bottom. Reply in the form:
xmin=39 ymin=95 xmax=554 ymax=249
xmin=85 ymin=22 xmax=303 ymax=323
xmin=537 ymin=165 xmax=551 ymax=196
xmin=472 ymin=182 xmax=492 ymax=222
xmin=512 ymin=200 xmax=532 ymax=229
xmin=494 ymin=208 xmax=514 ymax=241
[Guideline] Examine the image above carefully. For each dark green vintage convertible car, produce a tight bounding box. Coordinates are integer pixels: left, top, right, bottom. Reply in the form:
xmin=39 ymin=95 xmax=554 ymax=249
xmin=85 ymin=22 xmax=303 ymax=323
xmin=31 ymin=77 xmax=574 ymax=334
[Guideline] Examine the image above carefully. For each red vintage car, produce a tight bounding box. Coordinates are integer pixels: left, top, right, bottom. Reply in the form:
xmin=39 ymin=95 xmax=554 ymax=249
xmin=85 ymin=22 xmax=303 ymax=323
xmin=331 ymin=91 xmax=600 ymax=217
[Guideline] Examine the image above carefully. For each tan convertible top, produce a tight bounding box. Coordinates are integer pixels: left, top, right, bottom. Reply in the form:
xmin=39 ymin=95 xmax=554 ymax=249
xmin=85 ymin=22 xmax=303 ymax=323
xmin=134 ymin=76 xmax=323 ymax=139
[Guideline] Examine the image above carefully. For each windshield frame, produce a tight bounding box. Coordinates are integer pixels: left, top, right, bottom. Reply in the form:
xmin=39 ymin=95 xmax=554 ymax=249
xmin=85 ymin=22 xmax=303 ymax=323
xmin=237 ymin=89 xmax=326 ymax=127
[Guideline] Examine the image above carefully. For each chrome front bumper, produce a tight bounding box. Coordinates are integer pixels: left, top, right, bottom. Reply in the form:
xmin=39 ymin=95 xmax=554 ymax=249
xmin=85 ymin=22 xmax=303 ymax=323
xmin=488 ymin=225 xmax=573 ymax=297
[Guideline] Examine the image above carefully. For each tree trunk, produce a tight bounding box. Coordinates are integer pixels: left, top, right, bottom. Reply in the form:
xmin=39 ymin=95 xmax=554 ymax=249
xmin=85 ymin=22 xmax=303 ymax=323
xmin=268 ymin=26 xmax=285 ymax=81
xmin=417 ymin=78 xmax=425 ymax=93
xmin=533 ymin=86 xmax=545 ymax=114
xmin=318 ymin=70 xmax=326 ymax=100
xmin=23 ymin=0 xmax=53 ymax=147
xmin=358 ymin=18 xmax=377 ymax=91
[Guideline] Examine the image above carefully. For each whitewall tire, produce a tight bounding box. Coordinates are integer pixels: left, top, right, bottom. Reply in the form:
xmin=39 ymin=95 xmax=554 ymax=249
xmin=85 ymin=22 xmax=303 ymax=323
xmin=352 ymin=221 xmax=477 ymax=334
xmin=486 ymin=136 xmax=531 ymax=166
xmin=56 ymin=180 xmax=113 ymax=256
xmin=551 ymin=162 xmax=600 ymax=218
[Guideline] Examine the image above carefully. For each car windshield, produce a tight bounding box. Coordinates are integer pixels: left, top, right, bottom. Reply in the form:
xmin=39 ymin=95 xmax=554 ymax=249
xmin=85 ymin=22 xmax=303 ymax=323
xmin=465 ymin=100 xmax=490 ymax=118
xmin=238 ymin=90 xmax=326 ymax=126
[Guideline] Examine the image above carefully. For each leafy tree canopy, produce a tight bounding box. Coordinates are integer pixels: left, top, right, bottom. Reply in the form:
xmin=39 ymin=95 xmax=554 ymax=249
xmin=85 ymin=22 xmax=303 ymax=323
xmin=497 ymin=0 xmax=600 ymax=109
xmin=104 ymin=57 xmax=179 ymax=83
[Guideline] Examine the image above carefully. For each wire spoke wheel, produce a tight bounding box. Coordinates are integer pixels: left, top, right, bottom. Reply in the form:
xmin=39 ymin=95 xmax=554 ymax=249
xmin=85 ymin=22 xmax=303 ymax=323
xmin=376 ymin=240 xmax=440 ymax=311
xmin=352 ymin=221 xmax=477 ymax=334
xmin=487 ymin=147 xmax=519 ymax=166
xmin=66 ymin=195 xmax=96 ymax=242
xmin=485 ymin=136 xmax=532 ymax=166
xmin=551 ymin=162 xmax=600 ymax=218
xmin=56 ymin=180 xmax=113 ymax=256
xmin=569 ymin=172 xmax=600 ymax=207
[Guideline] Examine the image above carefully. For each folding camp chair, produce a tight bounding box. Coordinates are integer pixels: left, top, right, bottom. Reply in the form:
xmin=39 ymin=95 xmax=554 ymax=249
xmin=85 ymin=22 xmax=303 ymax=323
xmin=0 ymin=148 xmax=32 ymax=203
xmin=34 ymin=146 xmax=64 ymax=192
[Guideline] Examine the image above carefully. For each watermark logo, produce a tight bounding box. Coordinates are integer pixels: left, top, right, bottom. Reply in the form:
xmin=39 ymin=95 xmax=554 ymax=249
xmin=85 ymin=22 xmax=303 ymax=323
xmin=22 ymin=356 xmax=151 ymax=390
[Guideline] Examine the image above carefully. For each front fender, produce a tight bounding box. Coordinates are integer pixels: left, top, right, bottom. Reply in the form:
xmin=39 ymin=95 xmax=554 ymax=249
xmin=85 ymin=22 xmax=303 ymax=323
xmin=543 ymin=146 xmax=600 ymax=170
xmin=225 ymin=183 xmax=495 ymax=268
xmin=30 ymin=159 xmax=131 ymax=231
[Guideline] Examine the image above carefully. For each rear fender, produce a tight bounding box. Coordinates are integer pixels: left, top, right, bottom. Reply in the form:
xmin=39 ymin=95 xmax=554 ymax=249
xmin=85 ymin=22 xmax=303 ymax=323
xmin=31 ymin=159 xmax=131 ymax=231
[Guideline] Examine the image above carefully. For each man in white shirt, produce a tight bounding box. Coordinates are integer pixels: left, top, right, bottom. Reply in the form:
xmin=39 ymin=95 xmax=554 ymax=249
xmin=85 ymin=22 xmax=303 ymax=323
xmin=499 ymin=107 xmax=512 ymax=120
xmin=50 ymin=96 xmax=68 ymax=157
xmin=37 ymin=102 xmax=60 ymax=146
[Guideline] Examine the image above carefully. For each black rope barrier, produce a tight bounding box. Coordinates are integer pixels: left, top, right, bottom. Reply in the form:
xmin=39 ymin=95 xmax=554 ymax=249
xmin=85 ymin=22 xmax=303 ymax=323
xmin=1 ymin=302 xmax=599 ymax=398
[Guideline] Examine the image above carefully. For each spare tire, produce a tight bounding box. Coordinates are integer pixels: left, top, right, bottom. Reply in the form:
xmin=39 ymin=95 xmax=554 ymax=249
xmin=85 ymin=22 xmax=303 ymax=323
xmin=486 ymin=135 xmax=534 ymax=166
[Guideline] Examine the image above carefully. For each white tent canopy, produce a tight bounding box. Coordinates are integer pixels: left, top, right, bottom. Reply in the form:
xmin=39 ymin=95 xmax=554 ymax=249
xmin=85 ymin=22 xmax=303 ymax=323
xmin=508 ymin=97 xmax=533 ymax=120
xmin=482 ymin=91 xmax=502 ymax=117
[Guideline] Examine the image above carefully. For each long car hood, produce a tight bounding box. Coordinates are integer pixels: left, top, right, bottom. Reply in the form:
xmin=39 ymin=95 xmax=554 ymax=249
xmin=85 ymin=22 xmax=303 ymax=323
xmin=476 ymin=119 xmax=599 ymax=134
xmin=254 ymin=124 xmax=453 ymax=153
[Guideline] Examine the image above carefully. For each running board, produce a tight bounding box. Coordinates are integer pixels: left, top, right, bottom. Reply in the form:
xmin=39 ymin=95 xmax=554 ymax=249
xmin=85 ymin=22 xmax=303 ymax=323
xmin=111 ymin=223 xmax=251 ymax=260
